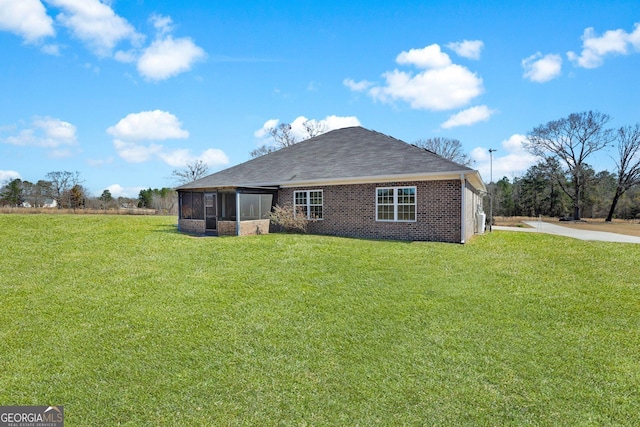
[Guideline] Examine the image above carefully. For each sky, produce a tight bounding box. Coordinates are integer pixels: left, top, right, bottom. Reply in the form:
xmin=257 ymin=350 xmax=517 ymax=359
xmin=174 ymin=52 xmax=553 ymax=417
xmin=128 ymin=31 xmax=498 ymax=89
xmin=1 ymin=0 xmax=639 ymax=198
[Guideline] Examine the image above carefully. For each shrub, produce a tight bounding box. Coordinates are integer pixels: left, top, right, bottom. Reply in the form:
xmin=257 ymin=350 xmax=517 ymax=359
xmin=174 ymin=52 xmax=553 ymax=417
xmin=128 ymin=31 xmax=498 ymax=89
xmin=269 ymin=204 xmax=308 ymax=233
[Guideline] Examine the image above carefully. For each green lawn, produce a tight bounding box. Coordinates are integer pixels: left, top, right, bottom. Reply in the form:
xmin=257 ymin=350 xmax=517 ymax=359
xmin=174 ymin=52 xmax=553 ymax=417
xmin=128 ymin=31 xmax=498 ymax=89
xmin=1 ymin=214 xmax=639 ymax=426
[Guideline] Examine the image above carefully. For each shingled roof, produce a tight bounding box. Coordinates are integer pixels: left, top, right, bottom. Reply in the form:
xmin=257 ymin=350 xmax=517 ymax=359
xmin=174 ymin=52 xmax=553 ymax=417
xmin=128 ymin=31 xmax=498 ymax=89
xmin=177 ymin=126 xmax=485 ymax=191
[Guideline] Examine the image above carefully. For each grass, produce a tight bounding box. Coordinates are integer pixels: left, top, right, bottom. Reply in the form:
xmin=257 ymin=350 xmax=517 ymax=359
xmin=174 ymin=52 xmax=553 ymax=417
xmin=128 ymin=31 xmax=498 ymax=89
xmin=1 ymin=214 xmax=639 ymax=426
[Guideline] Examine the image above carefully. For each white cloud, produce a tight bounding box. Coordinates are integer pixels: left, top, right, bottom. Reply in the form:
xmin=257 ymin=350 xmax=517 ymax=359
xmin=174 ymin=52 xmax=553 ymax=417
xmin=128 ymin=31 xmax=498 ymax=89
xmin=199 ymin=148 xmax=229 ymax=167
xmin=47 ymin=0 xmax=143 ymax=57
xmin=109 ymin=111 xmax=228 ymax=168
xmin=522 ymin=52 xmax=562 ymax=82
xmin=157 ymin=147 xmax=229 ymax=168
xmin=107 ymin=110 xmax=189 ymax=141
xmin=0 ymin=0 xmax=55 ymax=42
xmin=113 ymin=139 xmax=163 ymax=163
xmin=150 ymin=13 xmax=174 ymax=36
xmin=370 ymin=64 xmax=483 ymax=111
xmin=343 ymin=78 xmax=373 ymax=91
xmin=470 ymin=147 xmax=490 ymax=162
xmin=41 ymin=43 xmax=60 ymax=55
xmin=629 ymin=23 xmax=640 ymax=49
xmin=2 ymin=116 xmax=77 ymax=148
xmin=441 ymin=105 xmax=495 ymax=129
xmin=113 ymin=49 xmax=136 ymax=63
xmin=471 ymin=134 xmax=538 ymax=181
xmin=446 ymin=40 xmax=484 ymax=60
xmin=396 ymin=44 xmax=452 ymax=68
xmin=568 ymin=23 xmax=640 ymax=68
xmin=104 ymin=183 xmax=144 ymax=199
xmin=137 ymin=35 xmax=206 ymax=81
xmin=114 ymin=141 xmax=229 ymax=168
xmin=34 ymin=116 xmax=76 ymax=142
xmin=351 ymin=44 xmax=484 ymax=111
xmin=254 ymin=119 xmax=280 ymax=138
xmin=254 ymin=115 xmax=361 ymax=144
xmin=1 ymin=2 xmax=204 ymax=81
xmin=0 ymin=170 xmax=21 ymax=182
xmin=320 ymin=115 xmax=361 ymax=130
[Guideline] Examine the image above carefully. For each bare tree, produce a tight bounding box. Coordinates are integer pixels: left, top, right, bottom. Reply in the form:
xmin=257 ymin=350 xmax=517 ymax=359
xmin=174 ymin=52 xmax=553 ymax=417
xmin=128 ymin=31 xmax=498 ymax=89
xmin=606 ymin=124 xmax=640 ymax=222
xmin=303 ymin=119 xmax=328 ymax=138
xmin=251 ymin=119 xmax=330 ymax=158
xmin=413 ymin=137 xmax=472 ymax=166
xmin=250 ymin=145 xmax=277 ymax=158
xmin=270 ymin=123 xmax=299 ymax=148
xmin=46 ymin=171 xmax=82 ymax=209
xmin=171 ymin=160 xmax=210 ymax=185
xmin=525 ymin=111 xmax=615 ymax=220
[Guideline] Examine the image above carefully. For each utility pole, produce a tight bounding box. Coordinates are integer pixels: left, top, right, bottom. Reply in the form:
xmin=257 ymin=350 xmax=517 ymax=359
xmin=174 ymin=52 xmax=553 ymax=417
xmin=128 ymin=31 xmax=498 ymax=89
xmin=488 ymin=148 xmax=496 ymax=232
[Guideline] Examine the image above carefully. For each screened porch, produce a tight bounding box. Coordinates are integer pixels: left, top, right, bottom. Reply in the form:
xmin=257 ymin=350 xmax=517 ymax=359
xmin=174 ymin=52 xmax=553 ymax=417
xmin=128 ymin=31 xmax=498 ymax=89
xmin=177 ymin=188 xmax=277 ymax=236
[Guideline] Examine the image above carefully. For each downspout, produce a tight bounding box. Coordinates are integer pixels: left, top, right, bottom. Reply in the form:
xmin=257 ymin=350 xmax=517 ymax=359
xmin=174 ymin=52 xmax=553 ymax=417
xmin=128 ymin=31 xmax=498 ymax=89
xmin=236 ymin=191 xmax=241 ymax=236
xmin=460 ymin=174 xmax=466 ymax=244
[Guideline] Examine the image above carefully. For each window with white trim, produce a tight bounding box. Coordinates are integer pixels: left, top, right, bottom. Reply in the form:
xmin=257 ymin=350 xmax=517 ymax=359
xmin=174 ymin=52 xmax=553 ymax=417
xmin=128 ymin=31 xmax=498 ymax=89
xmin=294 ymin=190 xmax=323 ymax=220
xmin=376 ymin=186 xmax=416 ymax=222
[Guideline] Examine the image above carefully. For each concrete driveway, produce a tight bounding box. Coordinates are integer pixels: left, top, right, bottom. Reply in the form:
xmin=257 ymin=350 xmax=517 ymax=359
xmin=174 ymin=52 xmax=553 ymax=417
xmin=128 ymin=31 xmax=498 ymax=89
xmin=493 ymin=221 xmax=640 ymax=244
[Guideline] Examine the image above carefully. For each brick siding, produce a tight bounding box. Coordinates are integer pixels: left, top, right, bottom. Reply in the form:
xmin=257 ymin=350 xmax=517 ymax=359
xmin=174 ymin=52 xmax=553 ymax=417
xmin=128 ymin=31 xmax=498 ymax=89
xmin=278 ymin=180 xmax=464 ymax=243
xmin=218 ymin=220 xmax=236 ymax=236
xmin=178 ymin=219 xmax=205 ymax=234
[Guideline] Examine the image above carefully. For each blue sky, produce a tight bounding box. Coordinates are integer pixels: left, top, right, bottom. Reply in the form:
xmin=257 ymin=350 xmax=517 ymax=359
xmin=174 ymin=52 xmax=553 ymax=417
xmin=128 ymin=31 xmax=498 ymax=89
xmin=1 ymin=0 xmax=639 ymax=198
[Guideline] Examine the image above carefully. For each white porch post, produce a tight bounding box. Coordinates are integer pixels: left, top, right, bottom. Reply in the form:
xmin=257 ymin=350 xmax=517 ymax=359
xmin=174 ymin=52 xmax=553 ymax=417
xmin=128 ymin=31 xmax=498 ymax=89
xmin=460 ymin=174 xmax=466 ymax=244
xmin=235 ymin=191 xmax=241 ymax=236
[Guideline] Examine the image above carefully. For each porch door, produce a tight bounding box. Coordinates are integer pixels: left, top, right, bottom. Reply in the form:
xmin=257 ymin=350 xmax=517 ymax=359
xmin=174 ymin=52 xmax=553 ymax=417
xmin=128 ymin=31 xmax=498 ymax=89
xmin=205 ymin=193 xmax=217 ymax=230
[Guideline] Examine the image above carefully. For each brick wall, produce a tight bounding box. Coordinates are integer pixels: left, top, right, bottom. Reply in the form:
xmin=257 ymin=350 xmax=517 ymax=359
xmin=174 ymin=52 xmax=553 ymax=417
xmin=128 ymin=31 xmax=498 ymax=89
xmin=178 ymin=219 xmax=205 ymax=234
xmin=278 ymin=180 xmax=463 ymax=243
xmin=218 ymin=220 xmax=236 ymax=236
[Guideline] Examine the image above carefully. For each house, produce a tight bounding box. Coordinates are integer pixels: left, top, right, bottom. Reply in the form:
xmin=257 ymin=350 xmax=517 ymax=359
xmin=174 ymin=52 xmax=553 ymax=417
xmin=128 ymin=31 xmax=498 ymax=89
xmin=43 ymin=198 xmax=57 ymax=208
xmin=176 ymin=126 xmax=486 ymax=243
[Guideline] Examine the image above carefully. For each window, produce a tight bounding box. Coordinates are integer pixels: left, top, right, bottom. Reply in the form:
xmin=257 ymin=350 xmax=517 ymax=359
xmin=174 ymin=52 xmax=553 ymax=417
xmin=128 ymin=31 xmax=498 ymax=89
xmin=294 ymin=190 xmax=323 ymax=219
xmin=239 ymin=193 xmax=274 ymax=220
xmin=376 ymin=187 xmax=416 ymax=222
xmin=180 ymin=191 xmax=204 ymax=220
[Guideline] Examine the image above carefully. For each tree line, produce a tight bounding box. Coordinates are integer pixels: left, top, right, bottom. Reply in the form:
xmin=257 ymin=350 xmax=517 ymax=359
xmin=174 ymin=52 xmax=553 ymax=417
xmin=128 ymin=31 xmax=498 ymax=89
xmin=0 ymin=161 xmax=213 ymax=213
xmin=493 ymin=111 xmax=640 ymax=221
xmin=525 ymin=111 xmax=640 ymax=221
xmin=489 ymin=158 xmax=640 ymax=220
xmin=0 ymin=171 xmax=87 ymax=210
xmin=0 ymin=171 xmax=178 ymax=214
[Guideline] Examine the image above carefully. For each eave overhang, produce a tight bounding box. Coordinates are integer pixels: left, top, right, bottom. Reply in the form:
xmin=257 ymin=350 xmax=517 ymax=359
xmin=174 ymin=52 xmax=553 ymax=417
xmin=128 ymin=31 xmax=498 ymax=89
xmin=177 ymin=170 xmax=486 ymax=193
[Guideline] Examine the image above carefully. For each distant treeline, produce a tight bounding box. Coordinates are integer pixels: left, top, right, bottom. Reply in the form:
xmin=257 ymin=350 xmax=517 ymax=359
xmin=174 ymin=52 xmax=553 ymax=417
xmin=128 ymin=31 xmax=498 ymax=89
xmin=487 ymin=157 xmax=640 ymax=220
xmin=0 ymin=171 xmax=177 ymax=214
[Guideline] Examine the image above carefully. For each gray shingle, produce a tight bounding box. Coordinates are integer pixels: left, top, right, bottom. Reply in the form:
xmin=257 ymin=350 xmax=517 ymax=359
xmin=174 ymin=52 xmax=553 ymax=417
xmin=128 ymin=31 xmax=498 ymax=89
xmin=177 ymin=126 xmax=482 ymax=190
